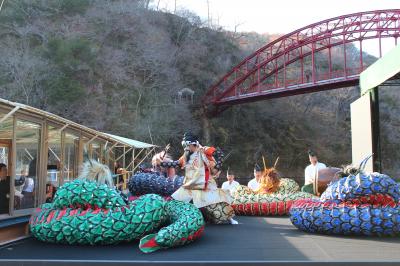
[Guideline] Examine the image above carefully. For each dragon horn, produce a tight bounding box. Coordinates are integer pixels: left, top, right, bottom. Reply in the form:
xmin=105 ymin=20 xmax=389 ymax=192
xmin=359 ymin=154 xmax=373 ymax=172
xmin=262 ymin=155 xmax=267 ymax=171
xmin=273 ymin=157 xmax=280 ymax=169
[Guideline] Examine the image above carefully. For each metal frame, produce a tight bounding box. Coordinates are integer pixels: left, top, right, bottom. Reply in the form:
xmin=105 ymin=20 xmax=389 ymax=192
xmin=63 ymin=128 xmax=81 ymax=182
xmin=203 ymin=9 xmax=400 ymax=112
xmin=0 ymin=98 xmax=154 ymax=149
xmin=115 ymin=147 xmax=133 ymax=163
xmin=0 ymin=106 xmax=19 ymax=125
xmin=0 ymin=98 xmax=156 ymax=221
xmin=131 ymin=147 xmax=156 ymax=173
xmin=12 ymin=113 xmax=44 ymax=217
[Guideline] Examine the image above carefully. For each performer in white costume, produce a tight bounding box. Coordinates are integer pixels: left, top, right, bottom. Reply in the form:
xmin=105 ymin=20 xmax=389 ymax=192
xmin=158 ymin=132 xmax=237 ymax=224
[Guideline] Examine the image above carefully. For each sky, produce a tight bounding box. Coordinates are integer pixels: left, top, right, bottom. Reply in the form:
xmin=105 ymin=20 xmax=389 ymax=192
xmin=154 ymin=0 xmax=400 ymax=57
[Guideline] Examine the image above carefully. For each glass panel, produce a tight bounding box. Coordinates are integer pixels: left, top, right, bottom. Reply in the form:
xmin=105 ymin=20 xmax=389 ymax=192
xmin=0 ymin=112 xmax=13 ymax=215
xmin=91 ymin=141 xmax=101 ymax=162
xmin=100 ymin=144 xmax=106 ymax=164
xmin=0 ymin=112 xmax=13 ymax=140
xmin=114 ymin=147 xmax=124 ymax=169
xmin=15 ymin=120 xmax=41 ymax=211
xmin=108 ymin=147 xmax=116 ymax=174
xmin=46 ymin=125 xmax=61 ymax=203
xmin=63 ymin=132 xmax=79 ymax=182
xmin=82 ymin=136 xmax=89 ymax=157
xmin=0 ymin=146 xmax=9 ymax=166
xmin=112 ymin=147 xmax=124 ymax=187
xmin=125 ymin=149 xmax=133 ymax=170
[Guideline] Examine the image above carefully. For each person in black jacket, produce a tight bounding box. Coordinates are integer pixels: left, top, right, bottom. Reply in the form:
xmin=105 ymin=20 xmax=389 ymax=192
xmin=0 ymin=163 xmax=27 ymax=213
xmin=0 ymin=163 xmax=10 ymax=214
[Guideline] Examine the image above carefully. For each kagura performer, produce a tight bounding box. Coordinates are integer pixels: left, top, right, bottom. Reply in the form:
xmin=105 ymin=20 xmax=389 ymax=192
xmin=156 ymin=133 xmax=238 ymax=225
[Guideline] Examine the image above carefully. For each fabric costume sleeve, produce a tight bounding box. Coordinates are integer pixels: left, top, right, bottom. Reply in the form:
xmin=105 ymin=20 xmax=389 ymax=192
xmin=205 ymin=147 xmax=224 ymax=171
xmin=159 ymin=147 xmax=224 ymax=171
xmin=160 ymin=157 xmax=184 ymax=168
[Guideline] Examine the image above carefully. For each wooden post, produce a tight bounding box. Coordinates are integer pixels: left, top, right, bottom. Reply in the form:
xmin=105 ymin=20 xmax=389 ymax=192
xmin=60 ymin=130 xmax=65 ymax=186
xmin=123 ymin=146 xmax=126 ymax=169
xmin=39 ymin=120 xmax=48 ymax=205
xmin=132 ymin=149 xmax=135 ymax=172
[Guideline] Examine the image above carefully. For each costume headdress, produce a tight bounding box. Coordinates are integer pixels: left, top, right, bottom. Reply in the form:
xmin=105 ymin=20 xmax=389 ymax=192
xmin=78 ymin=160 xmax=114 ymax=188
xmin=181 ymin=132 xmax=199 ymax=147
xmin=257 ymin=156 xmax=280 ymax=194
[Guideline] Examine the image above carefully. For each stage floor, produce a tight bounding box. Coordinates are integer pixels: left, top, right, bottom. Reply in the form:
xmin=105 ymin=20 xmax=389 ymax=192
xmin=1 ymin=216 xmax=400 ymax=265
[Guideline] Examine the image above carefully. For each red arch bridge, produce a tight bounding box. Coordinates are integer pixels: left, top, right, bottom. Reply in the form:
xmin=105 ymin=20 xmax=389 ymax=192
xmin=202 ymin=9 xmax=400 ymax=114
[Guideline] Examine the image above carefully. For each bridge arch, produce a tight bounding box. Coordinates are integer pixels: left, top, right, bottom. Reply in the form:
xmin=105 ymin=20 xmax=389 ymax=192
xmin=203 ymin=9 xmax=400 ymax=110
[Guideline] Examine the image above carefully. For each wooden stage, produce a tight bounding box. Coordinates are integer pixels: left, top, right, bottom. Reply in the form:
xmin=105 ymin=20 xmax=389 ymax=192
xmin=1 ymin=216 xmax=400 ymax=265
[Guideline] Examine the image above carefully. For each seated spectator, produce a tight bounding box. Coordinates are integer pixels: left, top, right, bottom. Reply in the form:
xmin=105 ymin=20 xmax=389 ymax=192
xmin=248 ymin=164 xmax=262 ymax=191
xmin=20 ymin=159 xmax=36 ymax=209
xmin=301 ymin=150 xmax=326 ymax=194
xmin=221 ymin=170 xmax=240 ymax=194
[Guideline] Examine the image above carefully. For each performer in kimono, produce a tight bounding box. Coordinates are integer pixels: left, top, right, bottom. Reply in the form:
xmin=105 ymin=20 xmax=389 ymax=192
xmin=157 ymin=132 xmax=238 ymax=225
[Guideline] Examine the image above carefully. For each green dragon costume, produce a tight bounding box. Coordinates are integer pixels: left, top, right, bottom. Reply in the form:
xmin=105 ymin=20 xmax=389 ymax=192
xmin=29 ymin=160 xmax=205 ymax=253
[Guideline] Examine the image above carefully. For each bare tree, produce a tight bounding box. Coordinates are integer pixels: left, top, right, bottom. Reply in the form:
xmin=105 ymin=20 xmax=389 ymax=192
xmin=0 ymin=38 xmax=51 ymax=105
xmin=0 ymin=0 xmax=5 ymax=13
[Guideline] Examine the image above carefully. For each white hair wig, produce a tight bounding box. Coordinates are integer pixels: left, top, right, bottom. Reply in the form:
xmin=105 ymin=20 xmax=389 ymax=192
xmin=78 ymin=160 xmax=114 ymax=188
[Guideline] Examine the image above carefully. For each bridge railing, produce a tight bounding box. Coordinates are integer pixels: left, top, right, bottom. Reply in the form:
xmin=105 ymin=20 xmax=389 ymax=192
xmin=230 ymin=67 xmax=367 ymax=99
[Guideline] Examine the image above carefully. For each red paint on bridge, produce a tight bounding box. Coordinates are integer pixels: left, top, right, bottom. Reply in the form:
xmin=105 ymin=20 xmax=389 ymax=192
xmin=203 ymin=9 xmax=400 ymax=114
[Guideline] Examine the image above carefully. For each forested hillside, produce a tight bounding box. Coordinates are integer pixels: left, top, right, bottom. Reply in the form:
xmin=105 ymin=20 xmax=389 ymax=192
xmin=0 ymin=0 xmax=398 ymax=181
